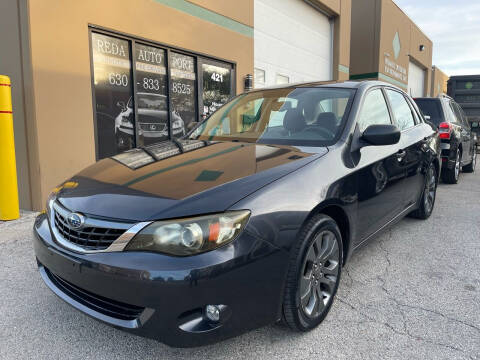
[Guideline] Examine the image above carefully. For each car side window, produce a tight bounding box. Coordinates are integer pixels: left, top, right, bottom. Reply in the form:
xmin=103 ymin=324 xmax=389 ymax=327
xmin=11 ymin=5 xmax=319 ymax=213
xmin=448 ymin=101 xmax=462 ymax=125
xmin=385 ymin=89 xmax=416 ymax=131
xmin=454 ymin=102 xmax=470 ymax=129
xmin=406 ymin=97 xmax=423 ymax=124
xmin=357 ymin=89 xmax=392 ymax=132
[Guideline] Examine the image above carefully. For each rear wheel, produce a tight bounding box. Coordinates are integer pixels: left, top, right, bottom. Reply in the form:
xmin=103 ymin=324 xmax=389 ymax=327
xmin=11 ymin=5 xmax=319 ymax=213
xmin=442 ymin=149 xmax=460 ymax=184
xmin=410 ymin=162 xmax=437 ymax=219
xmin=463 ymin=149 xmax=476 ymax=173
xmin=282 ymin=214 xmax=342 ymax=331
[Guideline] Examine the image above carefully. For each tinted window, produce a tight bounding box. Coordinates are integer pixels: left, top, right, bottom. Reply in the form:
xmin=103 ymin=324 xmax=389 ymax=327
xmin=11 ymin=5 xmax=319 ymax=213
xmin=202 ymin=62 xmax=233 ymax=116
xmin=415 ymin=99 xmax=443 ymax=126
xmin=91 ymin=32 xmax=134 ymax=158
xmin=447 ymin=101 xmax=461 ymax=124
xmin=453 ymin=102 xmax=469 ymax=128
xmin=189 ymin=88 xmax=355 ymax=146
xmin=169 ymin=52 xmax=197 ymax=137
xmin=386 ymin=90 xmax=415 ymax=131
xmin=135 ymin=44 xmax=169 ymax=146
xmin=357 ymin=89 xmax=391 ymax=132
xmin=406 ymin=97 xmax=423 ymax=124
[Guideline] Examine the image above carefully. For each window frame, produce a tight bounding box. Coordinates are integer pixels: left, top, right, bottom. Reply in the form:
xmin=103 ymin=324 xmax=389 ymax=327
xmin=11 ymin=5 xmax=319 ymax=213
xmin=88 ymin=25 xmax=236 ymax=160
xmin=384 ymin=87 xmax=418 ymax=132
xmin=405 ymin=95 xmax=424 ymax=125
xmin=453 ymin=101 xmax=470 ymax=129
xmin=446 ymin=100 xmax=461 ymax=125
xmin=356 ymin=86 xmax=393 ymax=133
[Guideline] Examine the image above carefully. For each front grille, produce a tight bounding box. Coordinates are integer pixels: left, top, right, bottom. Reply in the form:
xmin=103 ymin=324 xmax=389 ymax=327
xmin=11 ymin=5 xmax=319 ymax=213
xmin=139 ymin=122 xmax=167 ymax=132
xmin=54 ymin=211 xmax=126 ymax=251
xmin=44 ymin=266 xmax=144 ymax=321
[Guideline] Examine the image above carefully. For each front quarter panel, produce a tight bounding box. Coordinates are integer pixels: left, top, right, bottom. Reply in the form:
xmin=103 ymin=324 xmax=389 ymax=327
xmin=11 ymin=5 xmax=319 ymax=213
xmin=230 ymin=150 xmax=357 ymax=255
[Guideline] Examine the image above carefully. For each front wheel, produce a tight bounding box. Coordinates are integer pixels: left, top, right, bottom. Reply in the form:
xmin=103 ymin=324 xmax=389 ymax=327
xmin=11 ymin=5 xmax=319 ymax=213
xmin=410 ymin=163 xmax=437 ymax=220
xmin=282 ymin=214 xmax=343 ymax=331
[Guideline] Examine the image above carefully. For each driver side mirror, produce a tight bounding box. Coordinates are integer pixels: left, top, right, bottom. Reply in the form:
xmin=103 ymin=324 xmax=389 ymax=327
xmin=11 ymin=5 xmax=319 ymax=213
xmin=362 ymin=124 xmax=401 ymax=146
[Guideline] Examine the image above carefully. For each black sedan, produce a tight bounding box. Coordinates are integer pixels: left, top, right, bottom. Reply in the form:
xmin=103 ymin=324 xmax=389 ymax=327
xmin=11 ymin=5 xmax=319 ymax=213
xmin=33 ymin=81 xmax=441 ymax=347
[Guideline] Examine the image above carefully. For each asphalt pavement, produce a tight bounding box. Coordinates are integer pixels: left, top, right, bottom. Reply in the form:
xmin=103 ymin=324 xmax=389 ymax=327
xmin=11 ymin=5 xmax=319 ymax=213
xmin=1 ymin=171 xmax=479 ymax=359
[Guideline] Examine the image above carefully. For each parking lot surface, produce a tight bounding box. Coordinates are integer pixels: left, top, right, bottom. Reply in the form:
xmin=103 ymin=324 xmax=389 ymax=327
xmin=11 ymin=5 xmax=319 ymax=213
xmin=1 ymin=171 xmax=479 ymax=360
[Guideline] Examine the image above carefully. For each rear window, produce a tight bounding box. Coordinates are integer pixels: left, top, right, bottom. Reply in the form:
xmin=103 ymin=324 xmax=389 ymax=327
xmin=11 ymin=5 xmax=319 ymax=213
xmin=414 ymin=99 xmax=443 ymax=126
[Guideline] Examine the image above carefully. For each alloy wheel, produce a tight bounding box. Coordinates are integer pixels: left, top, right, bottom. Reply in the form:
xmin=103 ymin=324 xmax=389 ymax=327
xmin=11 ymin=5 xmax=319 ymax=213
xmin=299 ymin=230 xmax=340 ymax=319
xmin=424 ymin=165 xmax=436 ymax=214
xmin=455 ymin=150 xmax=461 ymax=180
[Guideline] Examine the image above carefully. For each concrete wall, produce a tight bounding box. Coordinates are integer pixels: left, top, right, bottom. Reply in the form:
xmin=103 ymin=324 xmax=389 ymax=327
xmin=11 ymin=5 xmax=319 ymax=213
xmin=333 ymin=0 xmax=351 ymax=80
xmin=0 ymin=0 xmax=32 ymax=209
xmin=378 ymin=0 xmax=432 ymax=93
xmin=431 ymin=66 xmax=449 ymax=97
xmin=349 ymin=0 xmax=380 ymax=78
xmin=24 ymin=0 xmax=254 ymax=210
xmin=350 ymin=0 xmax=433 ymax=94
xmin=188 ymin=0 xmax=254 ymax=27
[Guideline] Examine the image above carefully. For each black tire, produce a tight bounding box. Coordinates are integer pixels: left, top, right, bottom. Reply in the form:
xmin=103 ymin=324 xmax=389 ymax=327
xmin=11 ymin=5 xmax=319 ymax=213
xmin=442 ymin=149 xmax=461 ymax=184
xmin=282 ymin=214 xmax=343 ymax=331
xmin=410 ymin=162 xmax=437 ymax=220
xmin=462 ymin=149 xmax=476 ymax=173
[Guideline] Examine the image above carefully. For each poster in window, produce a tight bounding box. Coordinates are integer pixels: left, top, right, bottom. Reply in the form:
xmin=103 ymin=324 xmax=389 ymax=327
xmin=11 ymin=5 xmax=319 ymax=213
xmin=202 ymin=63 xmax=232 ymax=117
xmin=169 ymin=52 xmax=196 ymax=137
xmin=134 ymin=44 xmax=169 ymax=146
xmin=91 ymin=32 xmax=134 ymax=159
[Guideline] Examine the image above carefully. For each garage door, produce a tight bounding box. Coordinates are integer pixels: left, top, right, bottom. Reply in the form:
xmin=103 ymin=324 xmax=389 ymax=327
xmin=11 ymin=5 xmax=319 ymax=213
xmin=254 ymin=0 xmax=333 ymax=88
xmin=408 ymin=61 xmax=426 ymax=97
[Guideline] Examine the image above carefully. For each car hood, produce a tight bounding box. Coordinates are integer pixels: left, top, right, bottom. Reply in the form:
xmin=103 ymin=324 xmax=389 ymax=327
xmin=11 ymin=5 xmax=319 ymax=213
xmin=138 ymin=108 xmax=167 ymax=119
xmin=57 ymin=141 xmax=327 ymax=221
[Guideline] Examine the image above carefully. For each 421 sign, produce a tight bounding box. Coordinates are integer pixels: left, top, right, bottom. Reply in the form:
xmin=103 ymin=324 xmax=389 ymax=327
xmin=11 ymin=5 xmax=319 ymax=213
xmin=211 ymin=73 xmax=224 ymax=83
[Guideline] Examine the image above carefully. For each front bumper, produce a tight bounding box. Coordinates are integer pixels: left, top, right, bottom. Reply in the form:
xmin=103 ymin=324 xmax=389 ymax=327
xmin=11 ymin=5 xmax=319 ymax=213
xmin=33 ymin=214 xmax=287 ymax=347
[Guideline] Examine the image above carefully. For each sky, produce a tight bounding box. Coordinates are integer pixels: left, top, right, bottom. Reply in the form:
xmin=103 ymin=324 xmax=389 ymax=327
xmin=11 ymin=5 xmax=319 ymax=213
xmin=393 ymin=0 xmax=480 ymax=76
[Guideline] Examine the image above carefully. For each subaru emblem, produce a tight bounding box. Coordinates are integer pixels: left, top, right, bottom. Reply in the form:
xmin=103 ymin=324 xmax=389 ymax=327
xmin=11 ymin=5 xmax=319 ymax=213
xmin=67 ymin=213 xmax=85 ymax=230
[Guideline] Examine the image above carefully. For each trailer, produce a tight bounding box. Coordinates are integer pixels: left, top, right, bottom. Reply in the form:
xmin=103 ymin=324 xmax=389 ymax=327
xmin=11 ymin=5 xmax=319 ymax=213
xmin=448 ymin=75 xmax=480 ymax=153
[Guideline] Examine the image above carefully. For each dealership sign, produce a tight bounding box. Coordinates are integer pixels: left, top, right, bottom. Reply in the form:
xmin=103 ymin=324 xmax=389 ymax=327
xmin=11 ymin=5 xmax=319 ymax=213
xmin=384 ymin=57 xmax=407 ymax=82
xmin=384 ymin=32 xmax=406 ymax=82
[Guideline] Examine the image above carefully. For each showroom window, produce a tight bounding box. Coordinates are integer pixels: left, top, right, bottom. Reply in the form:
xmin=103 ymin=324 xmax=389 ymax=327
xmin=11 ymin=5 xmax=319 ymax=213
xmin=89 ymin=29 xmax=235 ymax=160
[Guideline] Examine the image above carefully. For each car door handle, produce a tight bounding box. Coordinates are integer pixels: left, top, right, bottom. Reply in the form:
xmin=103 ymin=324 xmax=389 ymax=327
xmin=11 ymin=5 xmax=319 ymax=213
xmin=396 ymin=150 xmax=407 ymax=161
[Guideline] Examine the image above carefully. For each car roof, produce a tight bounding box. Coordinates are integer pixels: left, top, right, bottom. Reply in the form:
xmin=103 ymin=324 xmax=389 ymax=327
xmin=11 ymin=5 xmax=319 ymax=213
xmin=248 ymin=80 xmax=403 ymax=93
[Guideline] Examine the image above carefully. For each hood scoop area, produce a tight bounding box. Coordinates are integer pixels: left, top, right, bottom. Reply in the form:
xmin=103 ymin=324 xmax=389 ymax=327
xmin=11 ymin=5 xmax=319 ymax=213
xmin=112 ymin=139 xmax=214 ymax=170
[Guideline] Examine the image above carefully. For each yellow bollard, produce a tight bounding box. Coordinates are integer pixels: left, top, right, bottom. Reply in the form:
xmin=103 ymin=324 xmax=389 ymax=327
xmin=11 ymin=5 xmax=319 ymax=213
xmin=0 ymin=75 xmax=20 ymax=220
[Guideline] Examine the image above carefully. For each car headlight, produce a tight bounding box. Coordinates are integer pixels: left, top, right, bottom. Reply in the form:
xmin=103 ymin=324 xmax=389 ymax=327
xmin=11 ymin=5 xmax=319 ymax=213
xmin=172 ymin=118 xmax=183 ymax=129
xmin=125 ymin=210 xmax=250 ymax=256
xmin=45 ymin=191 xmax=57 ymax=216
xmin=44 ymin=181 xmax=77 ymax=215
xmin=121 ymin=116 xmax=131 ymax=125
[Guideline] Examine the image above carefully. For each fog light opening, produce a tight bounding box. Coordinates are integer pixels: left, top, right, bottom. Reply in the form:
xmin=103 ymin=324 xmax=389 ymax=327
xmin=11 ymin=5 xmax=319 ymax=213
xmin=205 ymin=305 xmax=221 ymax=322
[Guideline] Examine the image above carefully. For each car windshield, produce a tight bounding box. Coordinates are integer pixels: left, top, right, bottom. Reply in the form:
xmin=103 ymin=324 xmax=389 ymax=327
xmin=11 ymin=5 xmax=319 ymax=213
xmin=188 ymin=87 xmax=355 ymax=146
xmin=415 ymin=99 xmax=443 ymax=126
